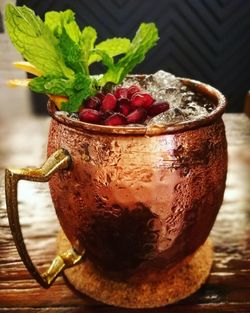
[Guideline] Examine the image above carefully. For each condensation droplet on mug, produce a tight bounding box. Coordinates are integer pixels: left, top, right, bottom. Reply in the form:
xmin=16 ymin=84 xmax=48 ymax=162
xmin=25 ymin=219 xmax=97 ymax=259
xmin=98 ymin=195 xmax=108 ymax=202
xmin=181 ymin=166 xmax=190 ymax=177
xmin=174 ymin=183 xmax=181 ymax=192
xmin=147 ymin=218 xmax=155 ymax=230
xmin=171 ymin=205 xmax=179 ymax=214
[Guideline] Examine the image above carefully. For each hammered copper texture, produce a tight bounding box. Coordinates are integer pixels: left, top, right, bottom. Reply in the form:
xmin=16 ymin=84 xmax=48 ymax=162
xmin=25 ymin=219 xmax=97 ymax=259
xmin=47 ymin=85 xmax=227 ymax=275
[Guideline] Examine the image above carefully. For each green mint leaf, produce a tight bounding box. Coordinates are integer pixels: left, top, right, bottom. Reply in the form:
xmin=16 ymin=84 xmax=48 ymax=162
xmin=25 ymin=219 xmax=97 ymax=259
xmin=80 ymin=26 xmax=97 ymax=73
xmin=62 ymin=89 xmax=88 ymax=112
xmin=29 ymin=76 xmax=74 ymax=96
xmin=88 ymin=38 xmax=130 ymax=64
xmin=45 ymin=10 xmax=73 ymax=36
xmin=58 ymin=28 xmax=84 ymax=73
xmin=30 ymin=73 xmax=96 ymax=112
xmin=90 ymin=49 xmax=114 ymax=69
xmin=64 ymin=21 xmax=81 ymax=43
xmin=5 ymin=4 xmax=74 ymax=78
xmin=118 ymin=23 xmax=159 ymax=73
xmin=45 ymin=10 xmax=81 ymax=43
xmin=61 ymin=73 xmax=96 ymax=112
xmin=81 ymin=26 xmax=97 ymax=51
xmin=73 ymin=72 xmax=94 ymax=92
xmin=99 ymin=23 xmax=159 ymax=85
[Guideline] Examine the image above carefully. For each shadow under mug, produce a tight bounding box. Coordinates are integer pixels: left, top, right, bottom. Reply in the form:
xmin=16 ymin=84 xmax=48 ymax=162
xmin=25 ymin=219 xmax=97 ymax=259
xmin=5 ymin=78 xmax=227 ymax=288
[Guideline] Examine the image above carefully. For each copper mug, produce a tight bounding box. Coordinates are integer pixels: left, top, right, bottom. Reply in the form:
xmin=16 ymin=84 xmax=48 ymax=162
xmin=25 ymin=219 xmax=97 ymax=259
xmin=5 ymin=78 xmax=227 ymax=287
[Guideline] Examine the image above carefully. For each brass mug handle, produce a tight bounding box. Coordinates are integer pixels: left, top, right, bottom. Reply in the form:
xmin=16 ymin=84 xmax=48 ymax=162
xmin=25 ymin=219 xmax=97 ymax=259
xmin=5 ymin=148 xmax=83 ymax=288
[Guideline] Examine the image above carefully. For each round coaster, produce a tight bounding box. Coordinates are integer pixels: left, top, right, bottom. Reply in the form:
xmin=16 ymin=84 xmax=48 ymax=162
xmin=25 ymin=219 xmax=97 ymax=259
xmin=57 ymin=231 xmax=213 ymax=309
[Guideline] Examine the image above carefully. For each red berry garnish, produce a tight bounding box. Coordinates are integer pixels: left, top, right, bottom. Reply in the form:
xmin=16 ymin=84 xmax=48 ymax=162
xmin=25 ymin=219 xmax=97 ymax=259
xmin=127 ymin=108 xmax=147 ymax=124
xmin=131 ymin=92 xmax=154 ymax=108
xmin=101 ymin=93 xmax=117 ymax=112
xmin=78 ymin=86 xmax=157 ymax=127
xmin=147 ymin=101 xmax=170 ymax=116
xmin=118 ymin=98 xmax=132 ymax=116
xmin=114 ymin=87 xmax=128 ymax=99
xmin=84 ymin=96 xmax=100 ymax=110
xmin=127 ymin=85 xmax=141 ymax=99
xmin=96 ymin=92 xmax=105 ymax=102
xmin=104 ymin=113 xmax=127 ymax=126
xmin=79 ymin=109 xmax=102 ymax=124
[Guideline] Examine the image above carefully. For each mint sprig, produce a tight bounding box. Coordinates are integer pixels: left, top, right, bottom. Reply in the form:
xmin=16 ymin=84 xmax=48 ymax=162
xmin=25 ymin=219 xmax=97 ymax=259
xmin=45 ymin=9 xmax=81 ymax=42
xmin=5 ymin=5 xmax=74 ymax=79
xmin=98 ymin=23 xmax=159 ymax=86
xmin=89 ymin=38 xmax=131 ymax=65
xmin=80 ymin=26 xmax=97 ymax=74
xmin=5 ymin=4 xmax=159 ymax=112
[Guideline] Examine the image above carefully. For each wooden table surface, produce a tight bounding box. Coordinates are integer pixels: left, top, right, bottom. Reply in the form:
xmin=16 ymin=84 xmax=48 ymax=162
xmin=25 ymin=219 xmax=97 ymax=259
xmin=0 ymin=114 xmax=249 ymax=313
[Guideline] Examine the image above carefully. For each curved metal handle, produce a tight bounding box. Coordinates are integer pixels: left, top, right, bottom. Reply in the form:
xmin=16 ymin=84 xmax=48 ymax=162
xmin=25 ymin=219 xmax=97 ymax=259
xmin=5 ymin=148 xmax=83 ymax=288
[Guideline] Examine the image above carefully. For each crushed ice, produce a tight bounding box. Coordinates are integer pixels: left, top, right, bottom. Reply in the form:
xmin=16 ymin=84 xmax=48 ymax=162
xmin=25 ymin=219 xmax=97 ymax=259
xmin=122 ymin=70 xmax=213 ymax=126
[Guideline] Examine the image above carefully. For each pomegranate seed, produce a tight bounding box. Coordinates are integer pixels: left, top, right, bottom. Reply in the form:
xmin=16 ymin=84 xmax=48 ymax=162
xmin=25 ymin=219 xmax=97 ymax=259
xmin=79 ymin=109 xmax=102 ymax=124
xmin=142 ymin=93 xmax=154 ymax=107
xmin=100 ymin=110 xmax=113 ymax=122
xmin=127 ymin=108 xmax=147 ymax=124
xmin=131 ymin=93 xmax=144 ymax=107
xmin=96 ymin=92 xmax=105 ymax=102
xmin=84 ymin=96 xmax=100 ymax=110
xmin=147 ymin=101 xmax=170 ymax=116
xmin=127 ymin=85 xmax=141 ymax=99
xmin=101 ymin=93 xmax=117 ymax=112
xmin=114 ymin=87 xmax=128 ymax=99
xmin=104 ymin=113 xmax=127 ymax=126
xmin=118 ymin=98 xmax=132 ymax=116
xmin=131 ymin=92 xmax=154 ymax=108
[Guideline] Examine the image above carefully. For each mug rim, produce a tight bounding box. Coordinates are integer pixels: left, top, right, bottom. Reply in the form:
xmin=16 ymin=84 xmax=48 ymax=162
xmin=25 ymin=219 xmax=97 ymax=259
xmin=47 ymin=76 xmax=226 ymax=136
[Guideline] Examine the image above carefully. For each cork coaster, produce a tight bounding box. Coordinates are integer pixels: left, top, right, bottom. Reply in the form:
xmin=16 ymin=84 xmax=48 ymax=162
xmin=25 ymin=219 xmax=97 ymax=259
xmin=57 ymin=231 xmax=213 ymax=309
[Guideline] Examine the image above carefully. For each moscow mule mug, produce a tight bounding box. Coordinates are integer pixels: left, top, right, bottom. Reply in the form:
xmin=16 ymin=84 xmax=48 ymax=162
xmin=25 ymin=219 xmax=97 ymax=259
xmin=5 ymin=78 xmax=227 ymax=287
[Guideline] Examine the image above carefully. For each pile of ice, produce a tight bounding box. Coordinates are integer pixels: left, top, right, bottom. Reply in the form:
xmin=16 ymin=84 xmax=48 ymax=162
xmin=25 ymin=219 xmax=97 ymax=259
xmin=123 ymin=70 xmax=214 ymax=126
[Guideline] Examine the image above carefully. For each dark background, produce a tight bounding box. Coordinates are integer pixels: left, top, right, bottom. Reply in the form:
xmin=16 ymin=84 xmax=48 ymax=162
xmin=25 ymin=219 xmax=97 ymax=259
xmin=14 ymin=0 xmax=250 ymax=113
